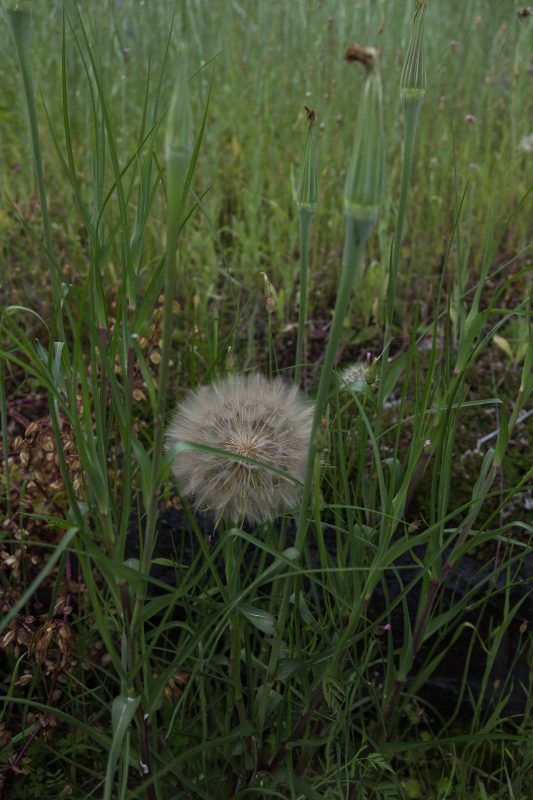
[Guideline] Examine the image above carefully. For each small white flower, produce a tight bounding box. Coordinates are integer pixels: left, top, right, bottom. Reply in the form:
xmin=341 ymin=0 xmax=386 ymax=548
xmin=166 ymin=373 xmax=313 ymax=526
xmin=519 ymin=132 xmax=533 ymax=153
xmin=338 ymin=361 xmax=377 ymax=394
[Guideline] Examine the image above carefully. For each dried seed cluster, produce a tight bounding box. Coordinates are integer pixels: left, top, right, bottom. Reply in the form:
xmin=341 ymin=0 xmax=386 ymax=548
xmin=12 ymin=415 xmax=82 ymax=501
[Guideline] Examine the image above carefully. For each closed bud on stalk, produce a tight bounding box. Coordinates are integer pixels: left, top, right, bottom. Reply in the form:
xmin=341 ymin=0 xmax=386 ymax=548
xmin=165 ymin=55 xmax=192 ymax=206
xmin=400 ymin=1 xmax=428 ymax=108
xmin=365 ymin=355 xmax=379 ymax=385
xmin=260 ymin=272 xmax=277 ymax=315
xmin=226 ymin=346 xmax=235 ymax=373
xmin=165 ymin=62 xmax=192 ymax=161
xmin=344 ymin=49 xmax=384 ymax=224
xmin=296 ymin=107 xmax=318 ymax=214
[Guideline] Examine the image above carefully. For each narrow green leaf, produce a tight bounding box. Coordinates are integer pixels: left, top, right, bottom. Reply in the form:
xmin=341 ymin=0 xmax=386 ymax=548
xmin=103 ymin=694 xmax=141 ymax=800
xmin=239 ymin=605 xmax=276 ymax=635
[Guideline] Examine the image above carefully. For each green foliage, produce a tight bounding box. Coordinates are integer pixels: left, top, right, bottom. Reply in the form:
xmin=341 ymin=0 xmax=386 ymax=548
xmin=0 ymin=1 xmax=531 ymax=799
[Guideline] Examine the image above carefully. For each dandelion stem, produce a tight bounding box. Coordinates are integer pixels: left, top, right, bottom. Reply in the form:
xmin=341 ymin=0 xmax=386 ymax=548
xmin=295 ymin=209 xmax=313 ymax=387
xmin=296 ymin=216 xmax=373 ymax=549
xmin=223 ymin=533 xmax=248 ymax=729
xmin=378 ymin=0 xmax=426 ymax=401
xmin=258 ymin=216 xmax=372 ymax=738
xmin=379 ymin=99 xmax=421 ymax=400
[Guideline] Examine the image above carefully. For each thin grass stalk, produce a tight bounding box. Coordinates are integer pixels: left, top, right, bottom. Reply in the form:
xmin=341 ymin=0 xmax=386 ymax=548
xmin=371 ymin=454 xmax=498 ymax=744
xmin=294 ymin=216 xmax=374 ymax=552
xmin=118 ymin=67 xmax=192 ymax=800
xmin=7 ymin=4 xmax=64 ymax=339
xmin=223 ymin=533 xmax=248 ymax=731
xmin=295 ymin=109 xmax=318 ymax=386
xmin=0 ymin=358 xmax=10 ymax=516
xmin=258 ymin=216 xmax=373 ymax=740
xmin=295 ymin=209 xmax=313 ymax=387
xmin=260 ymin=49 xmax=383 ymax=750
xmin=378 ymin=0 xmax=426 ymax=402
xmin=385 ymin=102 xmax=420 ymax=315
xmin=371 ymin=332 xmax=532 ymax=744
xmin=136 ymin=74 xmax=192 ymax=589
xmin=266 ymin=307 xmax=274 ymax=379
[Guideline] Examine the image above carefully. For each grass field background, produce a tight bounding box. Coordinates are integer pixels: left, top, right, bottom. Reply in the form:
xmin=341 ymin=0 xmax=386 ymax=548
xmin=0 ymin=1 xmax=532 ymax=798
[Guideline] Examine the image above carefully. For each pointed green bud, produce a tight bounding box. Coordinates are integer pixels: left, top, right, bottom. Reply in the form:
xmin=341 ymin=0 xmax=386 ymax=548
xmin=344 ymin=51 xmax=384 ymax=224
xmin=401 ymin=1 xmax=427 ymax=106
xmin=296 ymin=107 xmax=318 ymax=214
xmin=165 ymin=63 xmax=192 ymax=164
xmin=165 ymin=58 xmax=192 ymax=211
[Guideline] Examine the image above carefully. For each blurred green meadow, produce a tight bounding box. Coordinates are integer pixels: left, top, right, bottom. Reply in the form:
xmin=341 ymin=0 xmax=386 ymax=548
xmin=0 ymin=1 xmax=532 ymax=798
xmin=1 ymin=0 xmax=530 ymax=329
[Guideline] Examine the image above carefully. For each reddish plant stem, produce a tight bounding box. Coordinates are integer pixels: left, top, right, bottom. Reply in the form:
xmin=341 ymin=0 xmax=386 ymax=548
xmin=135 ymin=707 xmax=157 ymax=800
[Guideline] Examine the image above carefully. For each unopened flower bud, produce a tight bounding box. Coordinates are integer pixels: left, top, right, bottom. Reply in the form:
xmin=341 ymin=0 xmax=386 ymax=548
xmin=365 ymin=356 xmax=379 ymax=385
xmin=344 ymin=50 xmax=384 ymax=224
xmin=226 ymin=346 xmax=235 ymax=373
xmin=400 ymin=1 xmax=427 ymax=107
xmin=165 ymin=55 xmax=192 ymax=207
xmin=296 ymin=107 xmax=318 ymax=214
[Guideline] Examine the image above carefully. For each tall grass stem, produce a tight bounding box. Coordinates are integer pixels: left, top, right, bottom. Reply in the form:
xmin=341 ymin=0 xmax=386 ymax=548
xmin=258 ymin=216 xmax=373 ymax=737
xmin=7 ymin=7 xmax=64 ymax=338
xmin=295 ymin=210 xmax=313 ymax=386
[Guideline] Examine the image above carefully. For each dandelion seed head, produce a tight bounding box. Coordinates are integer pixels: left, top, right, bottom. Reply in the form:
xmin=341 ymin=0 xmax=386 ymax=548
xmin=166 ymin=373 xmax=313 ymax=526
xmin=338 ymin=361 xmax=378 ymax=394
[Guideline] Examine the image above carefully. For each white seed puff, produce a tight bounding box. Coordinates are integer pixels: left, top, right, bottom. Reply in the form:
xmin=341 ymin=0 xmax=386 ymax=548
xmin=166 ymin=373 xmax=313 ymax=526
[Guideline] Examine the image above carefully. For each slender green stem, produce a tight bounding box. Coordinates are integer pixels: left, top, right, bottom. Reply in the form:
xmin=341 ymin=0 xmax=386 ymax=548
xmin=378 ymin=100 xmax=422 ymax=401
xmin=295 ymin=209 xmax=313 ymax=387
xmin=7 ymin=8 xmax=64 ymax=339
xmin=132 ymin=163 xmax=184 ymax=620
xmin=223 ymin=533 xmax=247 ymax=729
xmin=267 ymin=311 xmax=273 ymax=379
xmin=0 ymin=358 xmax=11 ymax=516
xmin=257 ymin=215 xmax=373 ymax=738
xmin=296 ymin=217 xmax=373 ymax=551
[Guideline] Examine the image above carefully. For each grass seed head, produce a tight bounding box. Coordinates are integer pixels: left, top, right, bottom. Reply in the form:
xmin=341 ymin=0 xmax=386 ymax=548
xmin=166 ymin=373 xmax=314 ymax=526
